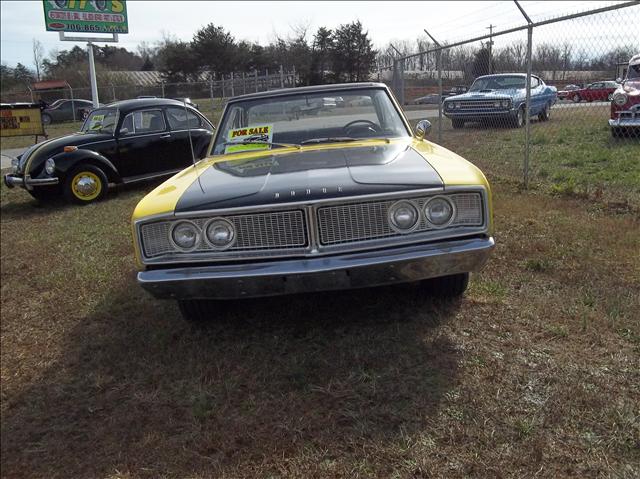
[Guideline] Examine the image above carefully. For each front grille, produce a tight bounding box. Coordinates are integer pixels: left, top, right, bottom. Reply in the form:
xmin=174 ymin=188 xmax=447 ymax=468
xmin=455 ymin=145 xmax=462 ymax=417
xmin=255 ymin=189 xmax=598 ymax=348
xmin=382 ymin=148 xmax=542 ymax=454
xmin=459 ymin=100 xmax=501 ymax=109
xmin=317 ymin=193 xmax=483 ymax=245
xmin=141 ymin=209 xmax=307 ymax=258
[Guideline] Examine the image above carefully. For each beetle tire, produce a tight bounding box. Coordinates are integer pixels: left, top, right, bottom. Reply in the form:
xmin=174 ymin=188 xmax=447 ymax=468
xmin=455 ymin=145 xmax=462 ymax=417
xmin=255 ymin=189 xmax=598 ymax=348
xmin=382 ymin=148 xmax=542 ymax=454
xmin=422 ymin=273 xmax=469 ymax=297
xmin=64 ymin=164 xmax=108 ymax=204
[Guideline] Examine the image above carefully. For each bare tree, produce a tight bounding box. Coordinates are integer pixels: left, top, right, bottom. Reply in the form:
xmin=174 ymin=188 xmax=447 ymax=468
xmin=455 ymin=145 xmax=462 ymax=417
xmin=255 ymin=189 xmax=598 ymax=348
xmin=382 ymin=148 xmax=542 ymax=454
xmin=32 ymin=38 xmax=44 ymax=81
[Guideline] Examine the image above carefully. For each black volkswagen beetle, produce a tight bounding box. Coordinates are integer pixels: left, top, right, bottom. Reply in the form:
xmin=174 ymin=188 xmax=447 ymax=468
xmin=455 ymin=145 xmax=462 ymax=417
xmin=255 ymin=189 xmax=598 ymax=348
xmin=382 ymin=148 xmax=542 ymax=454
xmin=4 ymin=98 xmax=215 ymax=204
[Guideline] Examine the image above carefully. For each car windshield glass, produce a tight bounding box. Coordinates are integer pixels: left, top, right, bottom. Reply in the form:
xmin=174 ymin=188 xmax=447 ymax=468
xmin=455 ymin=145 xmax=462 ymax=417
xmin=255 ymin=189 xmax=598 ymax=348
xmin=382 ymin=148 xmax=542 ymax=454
xmin=628 ymin=64 xmax=640 ymax=80
xmin=469 ymin=76 xmax=526 ymax=91
xmin=81 ymin=109 xmax=118 ymax=134
xmin=212 ymin=88 xmax=409 ymax=155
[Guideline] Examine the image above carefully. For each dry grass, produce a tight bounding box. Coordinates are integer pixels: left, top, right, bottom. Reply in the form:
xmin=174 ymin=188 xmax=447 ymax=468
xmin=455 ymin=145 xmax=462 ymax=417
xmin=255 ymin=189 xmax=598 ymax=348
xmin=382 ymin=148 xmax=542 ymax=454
xmin=1 ymin=115 xmax=639 ymax=478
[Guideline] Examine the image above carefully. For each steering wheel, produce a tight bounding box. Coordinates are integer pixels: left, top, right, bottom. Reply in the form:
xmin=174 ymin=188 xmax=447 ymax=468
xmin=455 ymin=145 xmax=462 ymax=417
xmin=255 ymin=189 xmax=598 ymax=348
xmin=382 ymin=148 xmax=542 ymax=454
xmin=343 ymin=119 xmax=381 ymax=135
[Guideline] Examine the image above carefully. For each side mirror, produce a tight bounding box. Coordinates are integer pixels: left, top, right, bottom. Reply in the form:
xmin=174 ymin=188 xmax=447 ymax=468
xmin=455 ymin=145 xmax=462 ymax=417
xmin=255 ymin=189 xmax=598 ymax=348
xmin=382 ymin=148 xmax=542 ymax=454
xmin=119 ymin=127 xmax=129 ymax=135
xmin=415 ymin=119 xmax=432 ymax=140
xmin=616 ymin=77 xmax=622 ymax=83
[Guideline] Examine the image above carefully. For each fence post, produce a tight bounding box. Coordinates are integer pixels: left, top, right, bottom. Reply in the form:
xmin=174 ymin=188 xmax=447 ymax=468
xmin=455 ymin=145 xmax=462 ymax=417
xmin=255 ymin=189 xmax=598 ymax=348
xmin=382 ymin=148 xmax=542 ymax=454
xmin=524 ymin=24 xmax=533 ymax=189
xmin=265 ymin=68 xmax=269 ymax=91
xmin=280 ymin=65 xmax=284 ymax=88
xmin=292 ymin=65 xmax=296 ymax=87
xmin=161 ymin=81 xmax=165 ymax=98
xmin=437 ymin=48 xmax=443 ymax=143
xmin=242 ymin=72 xmax=246 ymax=94
xmin=111 ymin=84 xmax=116 ymax=102
xmin=254 ymin=70 xmax=258 ymax=92
xmin=230 ymin=72 xmax=235 ymax=97
xmin=209 ymin=78 xmax=214 ymax=117
xmin=221 ymin=76 xmax=225 ymax=98
xmin=69 ymin=85 xmax=76 ymax=122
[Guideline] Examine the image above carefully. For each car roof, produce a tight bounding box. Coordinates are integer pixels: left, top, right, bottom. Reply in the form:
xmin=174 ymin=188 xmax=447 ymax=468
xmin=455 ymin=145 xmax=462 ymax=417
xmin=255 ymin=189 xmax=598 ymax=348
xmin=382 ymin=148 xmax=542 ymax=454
xmin=630 ymin=54 xmax=640 ymax=66
xmin=475 ymin=73 xmax=530 ymax=79
xmin=227 ymin=82 xmax=389 ymax=103
xmin=99 ymin=98 xmax=193 ymax=112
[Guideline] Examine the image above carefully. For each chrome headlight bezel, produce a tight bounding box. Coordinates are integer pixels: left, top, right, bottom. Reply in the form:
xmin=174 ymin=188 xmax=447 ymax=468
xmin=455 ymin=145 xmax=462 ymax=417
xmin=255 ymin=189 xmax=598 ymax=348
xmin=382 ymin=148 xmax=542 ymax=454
xmin=388 ymin=200 xmax=420 ymax=233
xmin=169 ymin=220 xmax=201 ymax=252
xmin=204 ymin=217 xmax=236 ymax=250
xmin=424 ymin=196 xmax=456 ymax=229
xmin=44 ymin=158 xmax=56 ymax=175
xmin=613 ymin=92 xmax=628 ymax=106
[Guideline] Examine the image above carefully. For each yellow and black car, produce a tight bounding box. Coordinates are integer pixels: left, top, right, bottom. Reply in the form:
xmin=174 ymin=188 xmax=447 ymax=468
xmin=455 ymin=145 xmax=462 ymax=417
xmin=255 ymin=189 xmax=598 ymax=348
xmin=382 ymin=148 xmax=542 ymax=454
xmin=4 ymin=98 xmax=214 ymax=203
xmin=131 ymin=83 xmax=495 ymax=321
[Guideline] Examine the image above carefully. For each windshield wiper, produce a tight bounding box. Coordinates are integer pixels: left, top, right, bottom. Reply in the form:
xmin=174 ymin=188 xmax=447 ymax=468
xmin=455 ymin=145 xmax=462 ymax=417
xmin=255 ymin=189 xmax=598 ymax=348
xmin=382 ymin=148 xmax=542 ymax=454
xmin=222 ymin=140 xmax=301 ymax=150
xmin=300 ymin=137 xmax=360 ymax=145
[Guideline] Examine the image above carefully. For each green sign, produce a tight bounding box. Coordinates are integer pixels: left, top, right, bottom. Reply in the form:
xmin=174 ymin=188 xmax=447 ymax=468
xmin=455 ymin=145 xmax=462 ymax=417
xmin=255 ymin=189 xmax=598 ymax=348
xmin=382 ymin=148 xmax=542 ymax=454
xmin=43 ymin=0 xmax=128 ymax=34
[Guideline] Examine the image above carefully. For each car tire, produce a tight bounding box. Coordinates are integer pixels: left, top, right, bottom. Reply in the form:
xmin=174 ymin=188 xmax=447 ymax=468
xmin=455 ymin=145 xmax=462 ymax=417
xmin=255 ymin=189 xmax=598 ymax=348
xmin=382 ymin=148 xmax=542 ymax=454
xmin=42 ymin=113 xmax=52 ymax=125
xmin=572 ymin=94 xmax=581 ymax=103
xmin=178 ymin=299 xmax=228 ymax=322
xmin=538 ymin=103 xmax=551 ymax=122
xmin=422 ymin=273 xmax=469 ymax=297
xmin=513 ymin=107 xmax=525 ymax=128
xmin=64 ymin=164 xmax=108 ymax=204
xmin=451 ymin=119 xmax=465 ymax=129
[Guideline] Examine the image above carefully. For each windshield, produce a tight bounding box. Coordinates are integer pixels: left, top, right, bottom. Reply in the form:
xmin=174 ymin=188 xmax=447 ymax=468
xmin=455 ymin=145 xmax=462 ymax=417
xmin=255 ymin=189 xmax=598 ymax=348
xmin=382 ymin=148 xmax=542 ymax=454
xmin=81 ymin=109 xmax=118 ymax=134
xmin=628 ymin=63 xmax=640 ymax=80
xmin=212 ymin=88 xmax=409 ymax=155
xmin=469 ymin=75 xmax=526 ymax=91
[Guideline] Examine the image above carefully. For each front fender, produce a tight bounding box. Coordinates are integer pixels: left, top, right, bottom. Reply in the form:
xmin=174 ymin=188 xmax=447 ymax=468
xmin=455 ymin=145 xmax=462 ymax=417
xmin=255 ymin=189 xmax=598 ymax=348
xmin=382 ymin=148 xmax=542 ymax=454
xmin=51 ymin=149 xmax=121 ymax=183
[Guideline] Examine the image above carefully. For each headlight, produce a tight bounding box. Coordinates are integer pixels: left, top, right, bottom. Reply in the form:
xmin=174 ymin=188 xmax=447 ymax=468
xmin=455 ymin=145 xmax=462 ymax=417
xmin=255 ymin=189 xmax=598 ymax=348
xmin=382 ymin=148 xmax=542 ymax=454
xmin=613 ymin=92 xmax=628 ymax=106
xmin=45 ymin=158 xmax=55 ymax=175
xmin=170 ymin=221 xmax=201 ymax=251
xmin=454 ymin=102 xmax=462 ymax=109
xmin=388 ymin=200 xmax=419 ymax=233
xmin=501 ymin=99 xmax=511 ymax=108
xmin=204 ymin=218 xmax=236 ymax=250
xmin=424 ymin=196 xmax=455 ymax=228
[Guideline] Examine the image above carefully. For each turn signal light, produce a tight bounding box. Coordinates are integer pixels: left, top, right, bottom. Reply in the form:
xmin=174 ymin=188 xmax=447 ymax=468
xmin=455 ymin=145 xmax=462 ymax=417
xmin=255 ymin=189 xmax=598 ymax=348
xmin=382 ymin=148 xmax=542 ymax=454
xmin=64 ymin=146 xmax=78 ymax=152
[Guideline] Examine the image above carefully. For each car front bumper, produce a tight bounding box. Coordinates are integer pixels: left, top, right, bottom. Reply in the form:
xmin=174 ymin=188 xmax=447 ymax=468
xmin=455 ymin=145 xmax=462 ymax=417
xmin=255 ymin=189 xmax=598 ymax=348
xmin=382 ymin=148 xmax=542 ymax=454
xmin=608 ymin=117 xmax=640 ymax=128
xmin=138 ymin=236 xmax=495 ymax=300
xmin=3 ymin=173 xmax=59 ymax=190
xmin=444 ymin=110 xmax=515 ymax=120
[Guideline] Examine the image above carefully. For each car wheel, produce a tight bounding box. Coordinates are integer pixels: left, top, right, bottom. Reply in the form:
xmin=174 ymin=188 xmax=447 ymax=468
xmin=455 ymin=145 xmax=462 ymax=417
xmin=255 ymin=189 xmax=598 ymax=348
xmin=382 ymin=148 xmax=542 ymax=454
xmin=572 ymin=94 xmax=581 ymax=103
xmin=538 ymin=103 xmax=551 ymax=122
xmin=178 ymin=299 xmax=228 ymax=322
xmin=607 ymin=93 xmax=613 ymax=101
xmin=451 ymin=119 xmax=465 ymax=129
xmin=513 ymin=107 xmax=525 ymax=128
xmin=422 ymin=273 xmax=469 ymax=297
xmin=42 ymin=113 xmax=52 ymax=125
xmin=64 ymin=165 xmax=108 ymax=204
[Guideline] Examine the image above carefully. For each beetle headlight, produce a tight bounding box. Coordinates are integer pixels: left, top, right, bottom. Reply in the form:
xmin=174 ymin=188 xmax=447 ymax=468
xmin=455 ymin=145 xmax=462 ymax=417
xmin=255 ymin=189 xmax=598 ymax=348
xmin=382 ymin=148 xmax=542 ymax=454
xmin=388 ymin=200 xmax=419 ymax=233
xmin=205 ymin=218 xmax=236 ymax=250
xmin=45 ymin=158 xmax=56 ymax=175
xmin=424 ymin=196 xmax=455 ymax=228
xmin=613 ymin=92 xmax=628 ymax=106
xmin=170 ymin=221 xmax=201 ymax=251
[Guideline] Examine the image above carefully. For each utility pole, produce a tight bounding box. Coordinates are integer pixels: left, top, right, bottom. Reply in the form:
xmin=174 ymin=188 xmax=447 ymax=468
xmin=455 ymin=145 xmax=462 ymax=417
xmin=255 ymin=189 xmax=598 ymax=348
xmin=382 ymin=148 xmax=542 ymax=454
xmin=486 ymin=24 xmax=495 ymax=73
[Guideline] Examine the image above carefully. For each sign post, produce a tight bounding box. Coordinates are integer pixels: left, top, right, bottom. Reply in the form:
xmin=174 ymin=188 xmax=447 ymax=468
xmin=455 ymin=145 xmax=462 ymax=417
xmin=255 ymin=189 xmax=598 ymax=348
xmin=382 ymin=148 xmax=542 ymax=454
xmin=42 ymin=1 xmax=129 ymax=108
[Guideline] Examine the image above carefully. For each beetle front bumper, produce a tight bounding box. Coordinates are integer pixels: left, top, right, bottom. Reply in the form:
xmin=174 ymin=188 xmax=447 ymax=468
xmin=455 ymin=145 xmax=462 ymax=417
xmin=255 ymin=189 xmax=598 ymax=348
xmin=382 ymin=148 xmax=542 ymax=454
xmin=3 ymin=174 xmax=59 ymax=190
xmin=137 ymin=236 xmax=495 ymax=300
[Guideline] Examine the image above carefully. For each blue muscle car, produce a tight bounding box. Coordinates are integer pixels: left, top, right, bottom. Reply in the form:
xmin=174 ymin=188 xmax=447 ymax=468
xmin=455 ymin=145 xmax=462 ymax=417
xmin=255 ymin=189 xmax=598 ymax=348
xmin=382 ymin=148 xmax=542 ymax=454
xmin=443 ymin=73 xmax=557 ymax=129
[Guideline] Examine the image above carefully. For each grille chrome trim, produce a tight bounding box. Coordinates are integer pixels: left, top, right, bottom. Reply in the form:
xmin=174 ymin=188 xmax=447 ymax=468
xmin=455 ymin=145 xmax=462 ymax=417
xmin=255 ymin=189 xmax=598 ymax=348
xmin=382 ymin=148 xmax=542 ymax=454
xmin=136 ymin=187 xmax=489 ymax=265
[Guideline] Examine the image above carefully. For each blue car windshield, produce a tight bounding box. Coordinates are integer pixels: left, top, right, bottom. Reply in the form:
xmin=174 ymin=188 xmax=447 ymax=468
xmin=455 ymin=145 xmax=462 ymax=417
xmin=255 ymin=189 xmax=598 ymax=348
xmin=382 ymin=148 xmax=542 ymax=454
xmin=470 ymin=76 xmax=526 ymax=91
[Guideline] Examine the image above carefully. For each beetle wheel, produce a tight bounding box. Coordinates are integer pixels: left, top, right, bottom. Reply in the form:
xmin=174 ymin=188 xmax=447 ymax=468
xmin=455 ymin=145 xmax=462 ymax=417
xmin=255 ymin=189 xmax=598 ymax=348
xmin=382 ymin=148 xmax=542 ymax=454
xmin=64 ymin=165 xmax=108 ymax=204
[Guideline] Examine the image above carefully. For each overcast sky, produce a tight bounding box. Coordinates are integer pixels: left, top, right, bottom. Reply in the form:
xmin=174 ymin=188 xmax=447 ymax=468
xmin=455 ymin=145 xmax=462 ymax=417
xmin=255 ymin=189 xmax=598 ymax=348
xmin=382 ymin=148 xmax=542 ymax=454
xmin=1 ymin=0 xmax=637 ymax=68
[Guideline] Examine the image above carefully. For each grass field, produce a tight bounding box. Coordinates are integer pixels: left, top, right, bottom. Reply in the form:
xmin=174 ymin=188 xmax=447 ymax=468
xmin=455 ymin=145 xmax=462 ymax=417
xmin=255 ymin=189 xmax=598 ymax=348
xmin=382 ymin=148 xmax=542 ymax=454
xmin=1 ymin=104 xmax=639 ymax=478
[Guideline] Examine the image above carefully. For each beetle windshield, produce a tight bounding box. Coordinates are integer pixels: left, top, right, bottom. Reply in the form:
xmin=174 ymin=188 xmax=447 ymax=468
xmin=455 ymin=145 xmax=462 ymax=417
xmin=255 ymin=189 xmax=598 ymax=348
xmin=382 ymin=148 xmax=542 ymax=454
xmin=81 ymin=109 xmax=118 ymax=134
xmin=469 ymin=75 xmax=526 ymax=91
xmin=212 ymin=88 xmax=410 ymax=155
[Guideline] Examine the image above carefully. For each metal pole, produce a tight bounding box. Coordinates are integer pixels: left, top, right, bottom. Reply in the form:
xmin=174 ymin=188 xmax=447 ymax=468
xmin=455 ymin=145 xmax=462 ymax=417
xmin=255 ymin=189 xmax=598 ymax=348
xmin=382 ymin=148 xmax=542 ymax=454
xmin=254 ymin=70 xmax=258 ymax=92
xmin=524 ymin=25 xmax=533 ymax=188
xmin=161 ymin=81 xmax=165 ymax=98
xmin=280 ymin=64 xmax=284 ymax=88
xmin=292 ymin=65 xmax=296 ymax=87
xmin=230 ymin=72 xmax=235 ymax=97
xmin=437 ymin=49 xmax=443 ymax=143
xmin=87 ymin=42 xmax=99 ymax=108
xmin=69 ymin=84 xmax=76 ymax=121
xmin=242 ymin=72 xmax=246 ymax=94
xmin=209 ymin=78 xmax=214 ymax=118
xmin=266 ymin=68 xmax=269 ymax=91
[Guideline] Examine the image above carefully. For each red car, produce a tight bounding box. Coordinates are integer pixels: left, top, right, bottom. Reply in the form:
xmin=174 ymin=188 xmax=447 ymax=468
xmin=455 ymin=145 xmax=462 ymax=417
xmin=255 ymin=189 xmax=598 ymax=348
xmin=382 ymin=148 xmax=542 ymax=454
xmin=610 ymin=53 xmax=640 ymax=138
xmin=571 ymin=81 xmax=619 ymax=102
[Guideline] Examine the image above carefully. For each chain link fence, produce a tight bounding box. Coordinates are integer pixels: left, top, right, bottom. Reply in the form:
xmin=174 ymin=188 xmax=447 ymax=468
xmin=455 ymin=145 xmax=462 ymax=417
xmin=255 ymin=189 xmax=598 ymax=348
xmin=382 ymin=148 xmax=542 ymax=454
xmin=2 ymin=66 xmax=298 ymax=122
xmin=390 ymin=1 xmax=639 ymax=197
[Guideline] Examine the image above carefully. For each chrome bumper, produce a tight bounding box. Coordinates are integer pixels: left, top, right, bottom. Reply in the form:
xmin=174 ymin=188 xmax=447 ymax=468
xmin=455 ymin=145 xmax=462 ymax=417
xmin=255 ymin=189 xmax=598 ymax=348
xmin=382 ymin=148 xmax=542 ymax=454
xmin=3 ymin=174 xmax=59 ymax=190
xmin=138 ymin=236 xmax=495 ymax=300
xmin=609 ymin=117 xmax=640 ymax=128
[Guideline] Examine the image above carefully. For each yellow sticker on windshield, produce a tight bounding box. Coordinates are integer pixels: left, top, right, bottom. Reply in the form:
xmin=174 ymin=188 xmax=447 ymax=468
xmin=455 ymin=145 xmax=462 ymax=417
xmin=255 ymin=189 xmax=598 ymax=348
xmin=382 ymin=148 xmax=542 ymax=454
xmin=89 ymin=114 xmax=104 ymax=130
xmin=225 ymin=124 xmax=273 ymax=153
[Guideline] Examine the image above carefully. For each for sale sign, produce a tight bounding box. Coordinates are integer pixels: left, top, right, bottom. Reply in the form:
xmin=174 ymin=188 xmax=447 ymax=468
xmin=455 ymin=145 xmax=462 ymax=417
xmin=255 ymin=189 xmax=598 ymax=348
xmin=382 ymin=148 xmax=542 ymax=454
xmin=0 ymin=104 xmax=45 ymax=138
xmin=43 ymin=0 xmax=128 ymax=34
